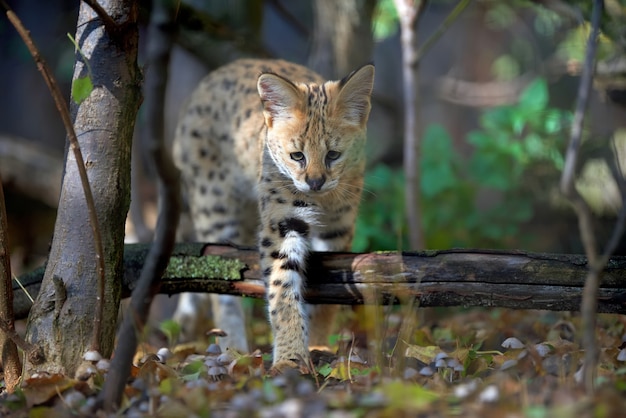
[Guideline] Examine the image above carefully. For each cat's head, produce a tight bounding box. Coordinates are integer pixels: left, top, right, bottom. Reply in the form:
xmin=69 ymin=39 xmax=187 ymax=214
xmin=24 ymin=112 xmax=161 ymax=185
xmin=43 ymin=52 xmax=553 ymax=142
xmin=257 ymin=64 xmax=375 ymax=194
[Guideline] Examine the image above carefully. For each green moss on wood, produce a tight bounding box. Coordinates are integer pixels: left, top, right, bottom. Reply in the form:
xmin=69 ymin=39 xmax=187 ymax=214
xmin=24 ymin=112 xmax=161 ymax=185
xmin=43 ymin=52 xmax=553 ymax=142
xmin=164 ymin=255 xmax=245 ymax=281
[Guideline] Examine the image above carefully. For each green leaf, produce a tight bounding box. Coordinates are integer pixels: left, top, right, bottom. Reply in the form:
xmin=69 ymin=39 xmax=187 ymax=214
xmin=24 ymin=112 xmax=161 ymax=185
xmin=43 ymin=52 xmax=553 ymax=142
xmin=518 ymin=78 xmax=548 ymax=113
xmin=404 ymin=344 xmax=441 ymax=364
xmin=72 ymin=75 xmax=93 ymax=104
xmin=317 ymin=363 xmax=333 ymax=378
xmin=180 ymin=360 xmax=204 ymax=381
xmin=159 ymin=319 xmax=181 ymax=346
xmin=380 ymin=381 xmax=440 ymax=411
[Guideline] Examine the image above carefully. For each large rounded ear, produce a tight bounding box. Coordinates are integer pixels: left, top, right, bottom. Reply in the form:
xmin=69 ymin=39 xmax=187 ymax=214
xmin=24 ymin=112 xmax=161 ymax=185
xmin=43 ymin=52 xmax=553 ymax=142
xmin=257 ymin=73 xmax=303 ymax=128
xmin=334 ymin=64 xmax=375 ymax=127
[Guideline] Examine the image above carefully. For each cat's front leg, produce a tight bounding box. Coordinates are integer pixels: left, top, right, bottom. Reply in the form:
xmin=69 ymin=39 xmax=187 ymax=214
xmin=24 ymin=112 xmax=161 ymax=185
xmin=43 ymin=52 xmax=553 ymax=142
xmin=260 ymin=216 xmax=311 ymax=372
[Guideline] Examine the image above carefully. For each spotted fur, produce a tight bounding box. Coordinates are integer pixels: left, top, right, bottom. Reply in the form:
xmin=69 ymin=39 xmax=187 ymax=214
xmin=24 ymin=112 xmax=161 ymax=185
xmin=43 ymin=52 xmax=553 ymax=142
xmin=173 ymin=59 xmax=375 ymax=370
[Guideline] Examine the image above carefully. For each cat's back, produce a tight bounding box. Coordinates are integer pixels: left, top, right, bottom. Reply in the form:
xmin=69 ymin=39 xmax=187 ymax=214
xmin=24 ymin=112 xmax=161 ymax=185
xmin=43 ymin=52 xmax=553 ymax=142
xmin=173 ymin=59 xmax=324 ymax=180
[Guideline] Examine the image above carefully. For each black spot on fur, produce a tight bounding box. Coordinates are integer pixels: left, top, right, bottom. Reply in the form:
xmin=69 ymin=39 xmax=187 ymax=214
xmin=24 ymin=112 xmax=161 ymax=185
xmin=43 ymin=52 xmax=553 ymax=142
xmin=293 ymin=200 xmax=307 ymax=207
xmin=319 ymin=228 xmax=350 ymax=240
xmin=261 ymin=237 xmax=273 ymax=247
xmin=212 ymin=204 xmax=227 ymax=214
xmin=281 ymin=260 xmax=300 ymax=271
xmin=191 ymin=129 xmax=201 ymax=138
xmin=278 ymin=218 xmax=309 ymax=237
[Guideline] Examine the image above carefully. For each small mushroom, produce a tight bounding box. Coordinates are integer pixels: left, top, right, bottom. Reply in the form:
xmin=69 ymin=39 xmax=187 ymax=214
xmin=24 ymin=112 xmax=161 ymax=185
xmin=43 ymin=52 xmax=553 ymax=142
xmin=83 ymin=350 xmax=103 ymax=362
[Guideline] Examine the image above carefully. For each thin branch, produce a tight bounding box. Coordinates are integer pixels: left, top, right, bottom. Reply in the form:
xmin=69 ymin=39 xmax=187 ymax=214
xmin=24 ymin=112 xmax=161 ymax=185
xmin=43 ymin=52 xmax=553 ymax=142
xmin=1 ymin=0 xmax=106 ymax=353
xmin=81 ymin=0 xmax=119 ymax=38
xmin=101 ymin=0 xmax=181 ymax=411
xmin=0 ymin=319 xmax=44 ymax=366
xmin=416 ymin=0 xmax=472 ymax=63
xmin=558 ymin=0 xmax=603 ymax=394
xmin=601 ymin=141 xmax=626 ymax=262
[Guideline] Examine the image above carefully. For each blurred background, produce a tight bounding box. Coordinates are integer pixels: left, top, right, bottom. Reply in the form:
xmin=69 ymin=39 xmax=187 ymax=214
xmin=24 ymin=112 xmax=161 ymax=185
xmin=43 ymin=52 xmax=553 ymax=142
xmin=2 ymin=0 xmax=626 ymax=279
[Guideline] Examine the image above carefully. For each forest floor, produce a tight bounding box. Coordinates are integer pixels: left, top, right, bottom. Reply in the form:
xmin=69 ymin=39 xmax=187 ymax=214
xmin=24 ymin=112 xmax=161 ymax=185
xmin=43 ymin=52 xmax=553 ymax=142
xmin=2 ymin=305 xmax=626 ymax=417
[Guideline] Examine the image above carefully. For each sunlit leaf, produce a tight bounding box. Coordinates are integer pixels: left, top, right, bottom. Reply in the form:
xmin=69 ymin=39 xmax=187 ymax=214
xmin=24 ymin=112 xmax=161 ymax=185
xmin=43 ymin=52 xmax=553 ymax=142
xmin=405 ymin=344 xmax=441 ymax=364
xmin=72 ymin=75 xmax=93 ymax=104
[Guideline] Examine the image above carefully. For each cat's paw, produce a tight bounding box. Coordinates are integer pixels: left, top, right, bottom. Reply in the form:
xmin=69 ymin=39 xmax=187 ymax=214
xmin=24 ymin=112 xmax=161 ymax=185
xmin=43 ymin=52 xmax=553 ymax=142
xmin=270 ymin=357 xmax=311 ymax=376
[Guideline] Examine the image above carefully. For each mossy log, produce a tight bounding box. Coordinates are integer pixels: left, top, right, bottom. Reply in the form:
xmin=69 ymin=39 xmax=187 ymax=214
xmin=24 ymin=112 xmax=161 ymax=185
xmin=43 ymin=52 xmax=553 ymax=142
xmin=13 ymin=243 xmax=626 ymax=319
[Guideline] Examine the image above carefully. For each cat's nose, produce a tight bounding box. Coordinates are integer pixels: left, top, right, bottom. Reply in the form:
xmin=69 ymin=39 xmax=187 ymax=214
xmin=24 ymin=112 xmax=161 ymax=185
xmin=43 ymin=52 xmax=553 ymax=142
xmin=306 ymin=175 xmax=326 ymax=191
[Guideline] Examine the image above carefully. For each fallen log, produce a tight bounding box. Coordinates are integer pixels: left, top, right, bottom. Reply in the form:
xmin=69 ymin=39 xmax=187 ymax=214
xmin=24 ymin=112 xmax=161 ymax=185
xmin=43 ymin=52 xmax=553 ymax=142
xmin=13 ymin=243 xmax=626 ymax=319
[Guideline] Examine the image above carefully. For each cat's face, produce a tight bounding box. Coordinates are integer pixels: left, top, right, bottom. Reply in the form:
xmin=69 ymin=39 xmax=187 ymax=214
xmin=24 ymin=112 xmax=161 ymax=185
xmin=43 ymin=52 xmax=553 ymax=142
xmin=258 ymin=65 xmax=375 ymax=194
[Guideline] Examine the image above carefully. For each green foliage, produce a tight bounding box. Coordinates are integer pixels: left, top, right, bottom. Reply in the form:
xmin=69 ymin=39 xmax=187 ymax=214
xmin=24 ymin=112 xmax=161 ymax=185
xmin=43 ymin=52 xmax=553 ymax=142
xmin=355 ymin=77 xmax=571 ymax=251
xmin=71 ymin=75 xmax=93 ymax=104
xmin=67 ymin=33 xmax=94 ymax=104
xmin=372 ymin=0 xmax=398 ymax=40
xmin=353 ymin=164 xmax=408 ymax=252
xmin=159 ymin=319 xmax=182 ymax=347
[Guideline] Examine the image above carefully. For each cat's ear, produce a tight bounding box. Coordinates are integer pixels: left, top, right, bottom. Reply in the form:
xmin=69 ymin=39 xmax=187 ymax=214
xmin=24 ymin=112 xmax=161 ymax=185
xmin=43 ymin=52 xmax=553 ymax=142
xmin=257 ymin=73 xmax=303 ymax=128
xmin=333 ymin=64 xmax=375 ymax=128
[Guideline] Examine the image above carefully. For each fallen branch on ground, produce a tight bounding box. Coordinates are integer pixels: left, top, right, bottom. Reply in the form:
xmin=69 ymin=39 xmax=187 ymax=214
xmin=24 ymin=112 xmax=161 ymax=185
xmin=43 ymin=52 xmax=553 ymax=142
xmin=13 ymin=243 xmax=626 ymax=319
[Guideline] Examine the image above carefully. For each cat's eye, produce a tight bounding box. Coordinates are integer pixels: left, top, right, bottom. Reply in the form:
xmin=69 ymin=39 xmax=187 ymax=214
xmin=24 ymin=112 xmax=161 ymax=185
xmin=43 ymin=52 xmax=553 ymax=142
xmin=290 ymin=152 xmax=305 ymax=162
xmin=326 ymin=150 xmax=341 ymax=161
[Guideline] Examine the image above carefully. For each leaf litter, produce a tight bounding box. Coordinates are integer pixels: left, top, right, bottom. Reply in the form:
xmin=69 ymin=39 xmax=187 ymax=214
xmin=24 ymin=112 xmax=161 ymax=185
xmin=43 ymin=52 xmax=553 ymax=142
xmin=1 ymin=307 xmax=626 ymax=417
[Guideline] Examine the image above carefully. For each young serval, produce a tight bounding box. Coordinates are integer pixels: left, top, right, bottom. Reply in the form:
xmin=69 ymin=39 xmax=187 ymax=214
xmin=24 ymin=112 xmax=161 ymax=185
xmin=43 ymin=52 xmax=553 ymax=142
xmin=173 ymin=59 xmax=375 ymax=371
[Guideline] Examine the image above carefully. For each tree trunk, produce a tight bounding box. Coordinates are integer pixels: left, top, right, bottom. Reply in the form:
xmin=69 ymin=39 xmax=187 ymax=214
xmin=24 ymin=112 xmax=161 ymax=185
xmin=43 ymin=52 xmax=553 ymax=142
xmin=308 ymin=0 xmax=376 ymax=79
xmin=15 ymin=244 xmax=626 ymax=316
xmin=0 ymin=175 xmax=21 ymax=392
xmin=393 ymin=0 xmax=425 ymax=250
xmin=23 ymin=0 xmax=140 ymax=377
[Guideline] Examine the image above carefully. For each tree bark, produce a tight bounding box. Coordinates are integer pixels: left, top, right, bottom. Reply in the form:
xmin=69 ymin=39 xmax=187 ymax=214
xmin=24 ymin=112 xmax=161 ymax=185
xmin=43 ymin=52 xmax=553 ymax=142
xmin=102 ymin=0 xmax=181 ymax=409
xmin=0 ymin=175 xmax=21 ymax=392
xmin=23 ymin=0 xmax=140 ymax=377
xmin=308 ymin=0 xmax=376 ymax=79
xmin=15 ymin=244 xmax=626 ymax=316
xmin=393 ymin=0 xmax=426 ymax=250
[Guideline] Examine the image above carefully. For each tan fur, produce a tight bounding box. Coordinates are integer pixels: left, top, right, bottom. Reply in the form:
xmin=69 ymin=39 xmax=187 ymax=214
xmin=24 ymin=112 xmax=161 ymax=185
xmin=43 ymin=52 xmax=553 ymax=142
xmin=173 ymin=59 xmax=375 ymax=370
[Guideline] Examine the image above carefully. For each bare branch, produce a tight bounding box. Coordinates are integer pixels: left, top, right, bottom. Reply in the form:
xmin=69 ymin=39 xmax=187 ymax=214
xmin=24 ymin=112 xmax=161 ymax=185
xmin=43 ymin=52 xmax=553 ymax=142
xmin=558 ymin=0 xmax=603 ymax=394
xmin=81 ymin=0 xmax=118 ymax=36
xmin=415 ymin=0 xmax=472 ymax=63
